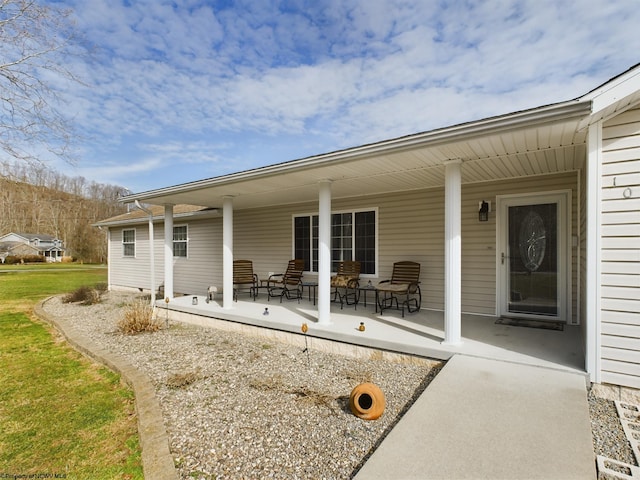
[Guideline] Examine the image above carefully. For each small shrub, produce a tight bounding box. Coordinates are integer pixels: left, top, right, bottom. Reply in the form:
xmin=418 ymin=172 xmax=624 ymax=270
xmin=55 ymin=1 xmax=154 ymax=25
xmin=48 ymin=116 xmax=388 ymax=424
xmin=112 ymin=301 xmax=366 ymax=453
xmin=117 ymin=300 xmax=161 ymax=334
xmin=22 ymin=255 xmax=45 ymax=263
xmin=94 ymin=282 xmax=108 ymax=293
xmin=83 ymin=289 xmax=101 ymax=305
xmin=3 ymin=255 xmax=46 ymax=264
xmin=165 ymin=370 xmax=201 ymax=389
xmin=62 ymin=285 xmax=102 ymax=305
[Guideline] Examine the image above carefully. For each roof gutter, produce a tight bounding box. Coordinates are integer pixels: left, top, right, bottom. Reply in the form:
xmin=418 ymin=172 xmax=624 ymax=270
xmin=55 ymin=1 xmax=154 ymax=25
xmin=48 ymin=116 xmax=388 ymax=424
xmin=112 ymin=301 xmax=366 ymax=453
xmin=93 ymin=208 xmax=220 ymax=228
xmin=120 ymin=99 xmax=592 ymax=204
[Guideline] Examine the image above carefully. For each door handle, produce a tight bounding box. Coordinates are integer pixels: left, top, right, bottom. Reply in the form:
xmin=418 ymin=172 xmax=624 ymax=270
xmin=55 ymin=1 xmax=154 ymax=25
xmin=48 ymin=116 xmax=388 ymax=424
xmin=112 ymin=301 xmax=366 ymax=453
xmin=501 ymin=253 xmax=506 ymax=264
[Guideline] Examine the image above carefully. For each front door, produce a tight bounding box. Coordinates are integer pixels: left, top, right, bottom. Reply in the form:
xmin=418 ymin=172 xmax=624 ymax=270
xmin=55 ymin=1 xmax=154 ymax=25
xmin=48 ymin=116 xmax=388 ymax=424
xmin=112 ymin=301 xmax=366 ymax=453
xmin=498 ymin=192 xmax=570 ymax=322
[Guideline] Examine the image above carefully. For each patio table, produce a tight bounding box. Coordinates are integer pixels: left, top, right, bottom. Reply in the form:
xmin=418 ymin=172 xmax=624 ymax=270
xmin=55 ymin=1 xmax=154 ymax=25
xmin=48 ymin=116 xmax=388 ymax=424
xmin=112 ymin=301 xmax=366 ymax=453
xmin=356 ymin=285 xmax=377 ymax=308
xmin=253 ymin=279 xmax=271 ymax=298
xmin=301 ymin=282 xmax=318 ymax=305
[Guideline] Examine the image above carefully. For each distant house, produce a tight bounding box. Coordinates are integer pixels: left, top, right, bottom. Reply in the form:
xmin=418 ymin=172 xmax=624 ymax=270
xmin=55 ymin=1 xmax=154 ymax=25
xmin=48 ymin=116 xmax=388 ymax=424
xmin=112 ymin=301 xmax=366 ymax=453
xmin=0 ymin=232 xmax=66 ymax=263
xmin=96 ymin=64 xmax=640 ymax=391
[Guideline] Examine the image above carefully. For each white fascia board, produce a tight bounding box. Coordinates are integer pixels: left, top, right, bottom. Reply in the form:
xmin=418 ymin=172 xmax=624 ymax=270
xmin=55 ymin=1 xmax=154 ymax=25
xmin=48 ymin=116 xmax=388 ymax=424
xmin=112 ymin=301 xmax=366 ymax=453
xmin=581 ymin=67 xmax=640 ymax=115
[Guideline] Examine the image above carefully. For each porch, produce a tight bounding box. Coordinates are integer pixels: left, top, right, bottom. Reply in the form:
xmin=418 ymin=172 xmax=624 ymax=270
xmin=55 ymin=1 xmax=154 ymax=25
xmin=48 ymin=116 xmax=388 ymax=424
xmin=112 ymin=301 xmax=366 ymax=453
xmin=159 ymin=290 xmax=586 ymax=375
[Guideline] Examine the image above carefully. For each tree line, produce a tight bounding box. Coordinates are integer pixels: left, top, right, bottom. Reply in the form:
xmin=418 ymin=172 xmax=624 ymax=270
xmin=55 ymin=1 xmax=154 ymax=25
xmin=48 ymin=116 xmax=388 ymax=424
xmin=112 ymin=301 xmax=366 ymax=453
xmin=0 ymin=161 xmax=128 ymax=263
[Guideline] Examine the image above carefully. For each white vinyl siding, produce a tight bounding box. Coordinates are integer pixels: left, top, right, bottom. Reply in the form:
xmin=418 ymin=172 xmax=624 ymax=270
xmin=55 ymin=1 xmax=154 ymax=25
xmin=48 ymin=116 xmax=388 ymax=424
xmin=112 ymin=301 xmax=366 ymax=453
xmin=599 ymin=106 xmax=640 ymax=389
xmin=233 ymin=204 xmax=294 ymax=279
xmin=111 ymin=226 xmax=159 ymax=290
xmin=173 ymin=220 xmax=221 ymax=294
xmin=109 ymin=219 xmax=221 ymax=296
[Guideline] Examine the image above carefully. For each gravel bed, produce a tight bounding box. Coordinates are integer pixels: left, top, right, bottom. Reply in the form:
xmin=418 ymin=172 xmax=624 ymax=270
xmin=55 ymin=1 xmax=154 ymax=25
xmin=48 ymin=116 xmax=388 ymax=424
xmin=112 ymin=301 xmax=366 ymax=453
xmin=42 ymin=291 xmax=637 ymax=479
xmin=588 ymin=392 xmax=637 ymax=466
xmin=43 ymin=292 xmax=441 ymax=479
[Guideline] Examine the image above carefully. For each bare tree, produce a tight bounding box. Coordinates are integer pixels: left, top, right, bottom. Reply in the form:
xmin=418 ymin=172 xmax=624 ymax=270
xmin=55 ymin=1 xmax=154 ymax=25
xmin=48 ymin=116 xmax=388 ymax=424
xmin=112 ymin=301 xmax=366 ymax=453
xmin=0 ymin=0 xmax=85 ymax=164
xmin=0 ymin=160 xmax=128 ymax=262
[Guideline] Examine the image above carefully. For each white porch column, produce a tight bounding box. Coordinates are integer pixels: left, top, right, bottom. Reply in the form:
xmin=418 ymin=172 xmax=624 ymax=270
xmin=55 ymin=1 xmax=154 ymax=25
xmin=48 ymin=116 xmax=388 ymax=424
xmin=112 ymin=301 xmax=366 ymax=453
xmin=222 ymin=196 xmax=234 ymax=309
xmin=443 ymin=159 xmax=463 ymax=345
xmin=106 ymin=228 xmax=112 ymax=291
xmin=163 ymin=204 xmax=174 ymax=299
xmin=148 ymin=217 xmax=155 ymax=304
xmin=317 ymin=180 xmax=332 ymax=325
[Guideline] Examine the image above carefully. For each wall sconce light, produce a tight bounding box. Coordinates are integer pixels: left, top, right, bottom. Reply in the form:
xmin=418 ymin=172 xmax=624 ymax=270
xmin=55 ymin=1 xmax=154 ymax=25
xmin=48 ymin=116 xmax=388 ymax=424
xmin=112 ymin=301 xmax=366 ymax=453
xmin=478 ymin=200 xmax=490 ymax=222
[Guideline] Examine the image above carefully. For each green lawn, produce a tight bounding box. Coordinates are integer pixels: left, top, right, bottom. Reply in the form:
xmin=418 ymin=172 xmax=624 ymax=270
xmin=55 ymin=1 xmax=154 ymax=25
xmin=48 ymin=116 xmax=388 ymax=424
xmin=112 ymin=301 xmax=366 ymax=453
xmin=0 ymin=264 xmax=106 ymax=306
xmin=0 ymin=264 xmax=143 ymax=479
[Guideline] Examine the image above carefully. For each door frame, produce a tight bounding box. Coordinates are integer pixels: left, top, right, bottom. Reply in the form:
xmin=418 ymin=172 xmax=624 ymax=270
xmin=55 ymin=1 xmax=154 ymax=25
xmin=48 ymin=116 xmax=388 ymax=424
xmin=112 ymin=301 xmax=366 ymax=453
xmin=496 ymin=190 xmax=572 ymax=322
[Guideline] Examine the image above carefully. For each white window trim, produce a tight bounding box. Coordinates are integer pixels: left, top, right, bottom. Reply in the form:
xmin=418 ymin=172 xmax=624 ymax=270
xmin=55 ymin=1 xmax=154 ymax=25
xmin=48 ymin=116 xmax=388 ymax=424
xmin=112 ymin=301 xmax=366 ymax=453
xmin=122 ymin=228 xmax=136 ymax=258
xmin=292 ymin=207 xmax=379 ymax=277
xmin=173 ymin=224 xmax=189 ymax=259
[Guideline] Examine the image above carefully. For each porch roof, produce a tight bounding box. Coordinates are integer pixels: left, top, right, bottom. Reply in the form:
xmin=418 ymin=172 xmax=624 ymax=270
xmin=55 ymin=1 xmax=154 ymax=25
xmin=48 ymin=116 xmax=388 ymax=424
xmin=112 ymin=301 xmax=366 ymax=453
xmin=95 ymin=204 xmax=218 ymax=227
xmin=118 ymin=63 xmax=640 ymax=211
xmin=121 ymin=101 xmax=591 ymax=211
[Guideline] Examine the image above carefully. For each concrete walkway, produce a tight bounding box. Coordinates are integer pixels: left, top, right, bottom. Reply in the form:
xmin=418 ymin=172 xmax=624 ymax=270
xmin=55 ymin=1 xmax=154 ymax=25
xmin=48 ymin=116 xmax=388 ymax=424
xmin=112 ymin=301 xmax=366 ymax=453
xmin=36 ymin=294 xmax=595 ymax=480
xmin=354 ymin=355 xmax=596 ymax=480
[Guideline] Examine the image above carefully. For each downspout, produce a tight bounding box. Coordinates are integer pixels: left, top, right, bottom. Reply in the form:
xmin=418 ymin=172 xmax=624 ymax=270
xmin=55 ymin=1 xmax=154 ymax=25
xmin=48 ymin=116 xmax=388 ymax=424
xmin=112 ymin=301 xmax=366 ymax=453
xmin=107 ymin=228 xmax=111 ymax=290
xmin=135 ymin=200 xmax=156 ymax=305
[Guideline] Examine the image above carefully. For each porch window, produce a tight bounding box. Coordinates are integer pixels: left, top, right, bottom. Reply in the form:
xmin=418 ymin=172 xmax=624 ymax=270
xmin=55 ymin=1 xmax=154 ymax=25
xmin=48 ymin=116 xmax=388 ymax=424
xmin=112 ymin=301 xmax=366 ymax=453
xmin=173 ymin=225 xmax=188 ymax=258
xmin=294 ymin=209 xmax=376 ymax=275
xmin=122 ymin=229 xmax=135 ymax=257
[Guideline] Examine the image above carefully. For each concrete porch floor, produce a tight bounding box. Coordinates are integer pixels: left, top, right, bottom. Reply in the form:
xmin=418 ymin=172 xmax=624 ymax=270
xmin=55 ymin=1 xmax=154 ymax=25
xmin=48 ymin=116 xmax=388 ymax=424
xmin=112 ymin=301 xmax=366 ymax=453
xmin=159 ymin=291 xmax=586 ymax=375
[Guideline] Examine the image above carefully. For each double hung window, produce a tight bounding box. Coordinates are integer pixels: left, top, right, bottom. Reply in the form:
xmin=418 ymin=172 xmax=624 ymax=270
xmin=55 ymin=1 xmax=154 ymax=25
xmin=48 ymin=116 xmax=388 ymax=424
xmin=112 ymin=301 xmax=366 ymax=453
xmin=122 ymin=229 xmax=135 ymax=257
xmin=173 ymin=225 xmax=188 ymax=258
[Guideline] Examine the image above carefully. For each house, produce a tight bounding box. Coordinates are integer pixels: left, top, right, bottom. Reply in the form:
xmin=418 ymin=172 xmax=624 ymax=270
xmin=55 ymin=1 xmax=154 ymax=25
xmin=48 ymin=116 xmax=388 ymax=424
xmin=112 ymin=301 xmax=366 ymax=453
xmin=0 ymin=232 xmax=66 ymax=263
xmin=96 ymin=64 xmax=640 ymax=391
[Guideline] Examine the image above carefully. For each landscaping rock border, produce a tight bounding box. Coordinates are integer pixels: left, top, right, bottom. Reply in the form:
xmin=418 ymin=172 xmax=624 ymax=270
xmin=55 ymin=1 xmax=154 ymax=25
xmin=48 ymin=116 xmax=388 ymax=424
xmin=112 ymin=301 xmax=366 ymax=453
xmin=34 ymin=298 xmax=178 ymax=480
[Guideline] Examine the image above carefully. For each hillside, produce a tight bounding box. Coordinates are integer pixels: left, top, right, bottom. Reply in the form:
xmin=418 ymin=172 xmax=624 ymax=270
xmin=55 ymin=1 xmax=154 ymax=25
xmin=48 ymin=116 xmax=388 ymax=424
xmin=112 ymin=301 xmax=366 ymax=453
xmin=0 ymin=162 xmax=128 ymax=262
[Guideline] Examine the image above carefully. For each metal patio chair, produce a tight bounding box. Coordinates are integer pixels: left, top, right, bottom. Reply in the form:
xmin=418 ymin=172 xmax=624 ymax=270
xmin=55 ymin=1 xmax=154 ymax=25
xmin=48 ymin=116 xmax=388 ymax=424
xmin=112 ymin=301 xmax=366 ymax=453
xmin=376 ymin=261 xmax=421 ymax=317
xmin=331 ymin=260 xmax=361 ymax=309
xmin=267 ymin=259 xmax=305 ymax=302
xmin=233 ymin=259 xmax=258 ymax=301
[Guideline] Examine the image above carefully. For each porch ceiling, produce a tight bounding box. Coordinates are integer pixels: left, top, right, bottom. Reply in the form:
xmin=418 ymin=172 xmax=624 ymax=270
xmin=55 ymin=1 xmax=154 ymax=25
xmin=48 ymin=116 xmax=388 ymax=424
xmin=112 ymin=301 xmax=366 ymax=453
xmin=123 ymin=103 xmax=590 ymax=210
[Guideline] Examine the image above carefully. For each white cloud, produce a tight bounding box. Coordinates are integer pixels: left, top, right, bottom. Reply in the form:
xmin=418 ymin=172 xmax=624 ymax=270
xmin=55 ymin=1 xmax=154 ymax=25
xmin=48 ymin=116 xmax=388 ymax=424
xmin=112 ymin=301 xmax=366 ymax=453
xmin=47 ymin=0 xmax=640 ymax=191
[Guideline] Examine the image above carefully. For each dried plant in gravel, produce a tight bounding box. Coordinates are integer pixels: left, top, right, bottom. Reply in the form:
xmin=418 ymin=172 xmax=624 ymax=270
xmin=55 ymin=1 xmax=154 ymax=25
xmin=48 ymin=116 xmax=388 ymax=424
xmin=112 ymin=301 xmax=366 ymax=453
xmin=117 ymin=300 xmax=162 ymax=334
xmin=250 ymin=375 xmax=343 ymax=413
xmin=62 ymin=285 xmax=102 ymax=305
xmin=344 ymin=368 xmax=374 ymax=384
xmin=248 ymin=375 xmax=285 ymax=392
xmin=289 ymin=386 xmax=344 ymax=411
xmin=166 ymin=369 xmax=202 ymax=389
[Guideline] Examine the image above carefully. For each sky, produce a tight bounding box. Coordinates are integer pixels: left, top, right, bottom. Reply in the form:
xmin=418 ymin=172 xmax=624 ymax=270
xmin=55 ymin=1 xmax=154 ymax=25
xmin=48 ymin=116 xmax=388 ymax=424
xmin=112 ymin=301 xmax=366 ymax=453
xmin=43 ymin=0 xmax=640 ymax=194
